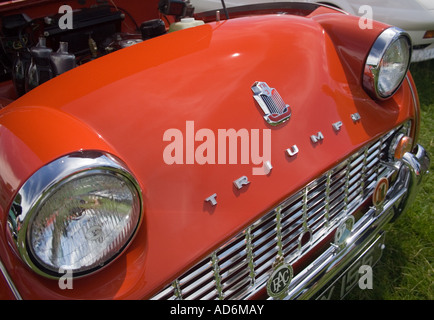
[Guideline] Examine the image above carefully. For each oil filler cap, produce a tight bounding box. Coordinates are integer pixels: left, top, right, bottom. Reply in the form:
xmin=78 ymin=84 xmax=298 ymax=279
xmin=140 ymin=19 xmax=167 ymax=40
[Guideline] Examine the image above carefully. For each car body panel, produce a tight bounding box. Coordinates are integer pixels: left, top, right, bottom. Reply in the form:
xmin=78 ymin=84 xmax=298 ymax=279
xmin=0 ymin=1 xmax=428 ymax=299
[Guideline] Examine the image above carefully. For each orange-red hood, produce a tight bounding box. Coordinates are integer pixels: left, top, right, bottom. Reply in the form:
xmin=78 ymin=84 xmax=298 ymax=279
xmin=0 ymin=12 xmax=416 ymax=299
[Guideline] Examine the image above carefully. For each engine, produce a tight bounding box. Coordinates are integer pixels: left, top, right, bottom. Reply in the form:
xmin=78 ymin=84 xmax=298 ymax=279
xmin=0 ymin=0 xmax=196 ymax=98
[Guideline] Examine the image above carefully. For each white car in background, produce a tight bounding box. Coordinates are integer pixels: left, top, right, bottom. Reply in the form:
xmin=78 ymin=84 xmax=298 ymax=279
xmin=191 ymin=0 xmax=434 ymax=61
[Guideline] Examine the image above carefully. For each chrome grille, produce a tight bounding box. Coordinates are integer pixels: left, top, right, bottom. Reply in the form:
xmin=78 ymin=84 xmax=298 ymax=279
xmin=152 ymin=127 xmax=400 ymax=300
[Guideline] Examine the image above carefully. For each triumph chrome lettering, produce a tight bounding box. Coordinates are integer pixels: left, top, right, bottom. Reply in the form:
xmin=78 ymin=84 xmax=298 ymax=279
xmin=286 ymin=145 xmax=299 ymax=157
xmin=205 ymin=193 xmax=218 ymax=206
xmin=233 ymin=176 xmax=250 ymax=190
xmin=351 ymin=112 xmax=361 ymax=122
xmin=252 ymin=81 xmax=291 ymax=126
xmin=310 ymin=131 xmax=324 ymax=144
xmin=332 ymin=121 xmax=343 ymax=132
xmin=261 ymin=160 xmax=273 ymax=175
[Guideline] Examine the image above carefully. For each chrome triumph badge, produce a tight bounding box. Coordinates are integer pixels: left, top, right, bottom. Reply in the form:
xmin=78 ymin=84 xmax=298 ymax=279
xmin=252 ymin=81 xmax=291 ymax=126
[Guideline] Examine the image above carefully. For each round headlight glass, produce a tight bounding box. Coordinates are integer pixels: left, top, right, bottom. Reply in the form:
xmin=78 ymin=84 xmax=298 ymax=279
xmin=377 ymin=37 xmax=411 ymax=97
xmin=363 ymin=27 xmax=412 ymax=100
xmin=29 ymin=171 xmax=141 ymax=276
xmin=8 ymin=151 xmax=142 ymax=278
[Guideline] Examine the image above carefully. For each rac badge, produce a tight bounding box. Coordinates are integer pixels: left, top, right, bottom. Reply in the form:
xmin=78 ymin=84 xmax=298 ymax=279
xmin=252 ymin=81 xmax=291 ymax=126
xmin=266 ymin=260 xmax=293 ymax=299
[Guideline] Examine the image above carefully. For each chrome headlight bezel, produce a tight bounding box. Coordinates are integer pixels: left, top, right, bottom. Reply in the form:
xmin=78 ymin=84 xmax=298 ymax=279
xmin=7 ymin=151 xmax=143 ymax=279
xmin=363 ymin=27 xmax=412 ymax=100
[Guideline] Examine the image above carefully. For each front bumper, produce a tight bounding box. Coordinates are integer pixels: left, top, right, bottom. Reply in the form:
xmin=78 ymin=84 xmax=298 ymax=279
xmin=279 ymin=144 xmax=430 ymax=300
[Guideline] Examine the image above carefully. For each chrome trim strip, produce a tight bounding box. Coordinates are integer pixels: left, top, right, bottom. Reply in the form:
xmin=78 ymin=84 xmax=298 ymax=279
xmin=324 ymin=170 xmax=332 ymax=227
xmin=211 ymin=252 xmax=223 ymax=300
xmin=175 ymin=280 xmax=183 ymax=299
xmin=245 ymin=226 xmax=256 ymax=286
xmin=360 ymin=147 xmax=369 ymax=198
xmin=275 ymin=206 xmax=284 ymax=256
xmin=406 ymin=75 xmax=420 ymax=147
xmin=343 ymin=155 xmax=352 ymax=212
xmin=363 ymin=27 xmax=412 ymax=100
xmin=0 ymin=258 xmax=22 ymax=300
xmin=393 ymin=144 xmax=430 ymax=219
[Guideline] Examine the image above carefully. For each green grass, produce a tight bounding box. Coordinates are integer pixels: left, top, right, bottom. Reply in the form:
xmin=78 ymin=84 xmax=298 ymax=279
xmin=346 ymin=59 xmax=434 ymax=300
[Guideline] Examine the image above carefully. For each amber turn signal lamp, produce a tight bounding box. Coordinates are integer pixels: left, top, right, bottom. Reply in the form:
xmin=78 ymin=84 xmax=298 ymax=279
xmin=423 ymin=30 xmax=434 ymax=39
xmin=394 ymin=135 xmax=413 ymax=160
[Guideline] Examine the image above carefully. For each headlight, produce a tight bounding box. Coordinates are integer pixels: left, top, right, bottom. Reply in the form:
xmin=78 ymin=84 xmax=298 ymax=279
xmin=363 ymin=27 xmax=412 ymax=100
xmin=7 ymin=151 xmax=142 ymax=278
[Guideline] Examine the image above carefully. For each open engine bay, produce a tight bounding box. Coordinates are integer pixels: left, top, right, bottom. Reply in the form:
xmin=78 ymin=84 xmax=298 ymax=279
xmin=0 ymin=0 xmax=196 ymax=100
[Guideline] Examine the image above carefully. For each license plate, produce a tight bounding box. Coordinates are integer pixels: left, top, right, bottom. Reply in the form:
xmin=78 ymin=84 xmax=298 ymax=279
xmin=314 ymin=233 xmax=385 ymax=300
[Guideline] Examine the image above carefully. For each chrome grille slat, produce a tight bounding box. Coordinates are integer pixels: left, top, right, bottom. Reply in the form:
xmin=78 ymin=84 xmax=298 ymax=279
xmin=202 ymin=290 xmax=218 ymax=300
xmin=179 ymin=260 xmax=212 ymax=285
xmin=282 ymin=239 xmax=301 ymax=258
xmin=330 ymin=173 xmax=346 ymax=190
xmin=329 ymin=185 xmax=346 ymax=205
xmin=152 ymin=284 xmax=175 ymax=300
xmin=281 ymin=214 xmax=304 ymax=237
xmin=282 ymin=195 xmax=304 ymax=212
xmin=221 ymin=265 xmax=250 ymax=291
xmin=220 ymin=253 xmax=247 ymax=276
xmin=218 ymin=243 xmax=246 ymax=267
xmin=180 ymin=271 xmax=214 ymax=298
xmin=253 ymin=248 xmax=278 ymax=273
xmin=251 ymin=227 xmax=277 ymax=254
xmin=254 ymin=241 xmax=278 ymax=263
xmin=152 ymin=127 xmax=402 ymax=300
xmin=183 ymin=276 xmax=217 ymax=300
xmin=308 ymin=210 xmax=326 ymax=230
xmin=253 ymin=251 xmax=277 ymax=277
xmin=281 ymin=226 xmax=304 ymax=246
xmin=251 ymin=217 xmax=277 ymax=240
